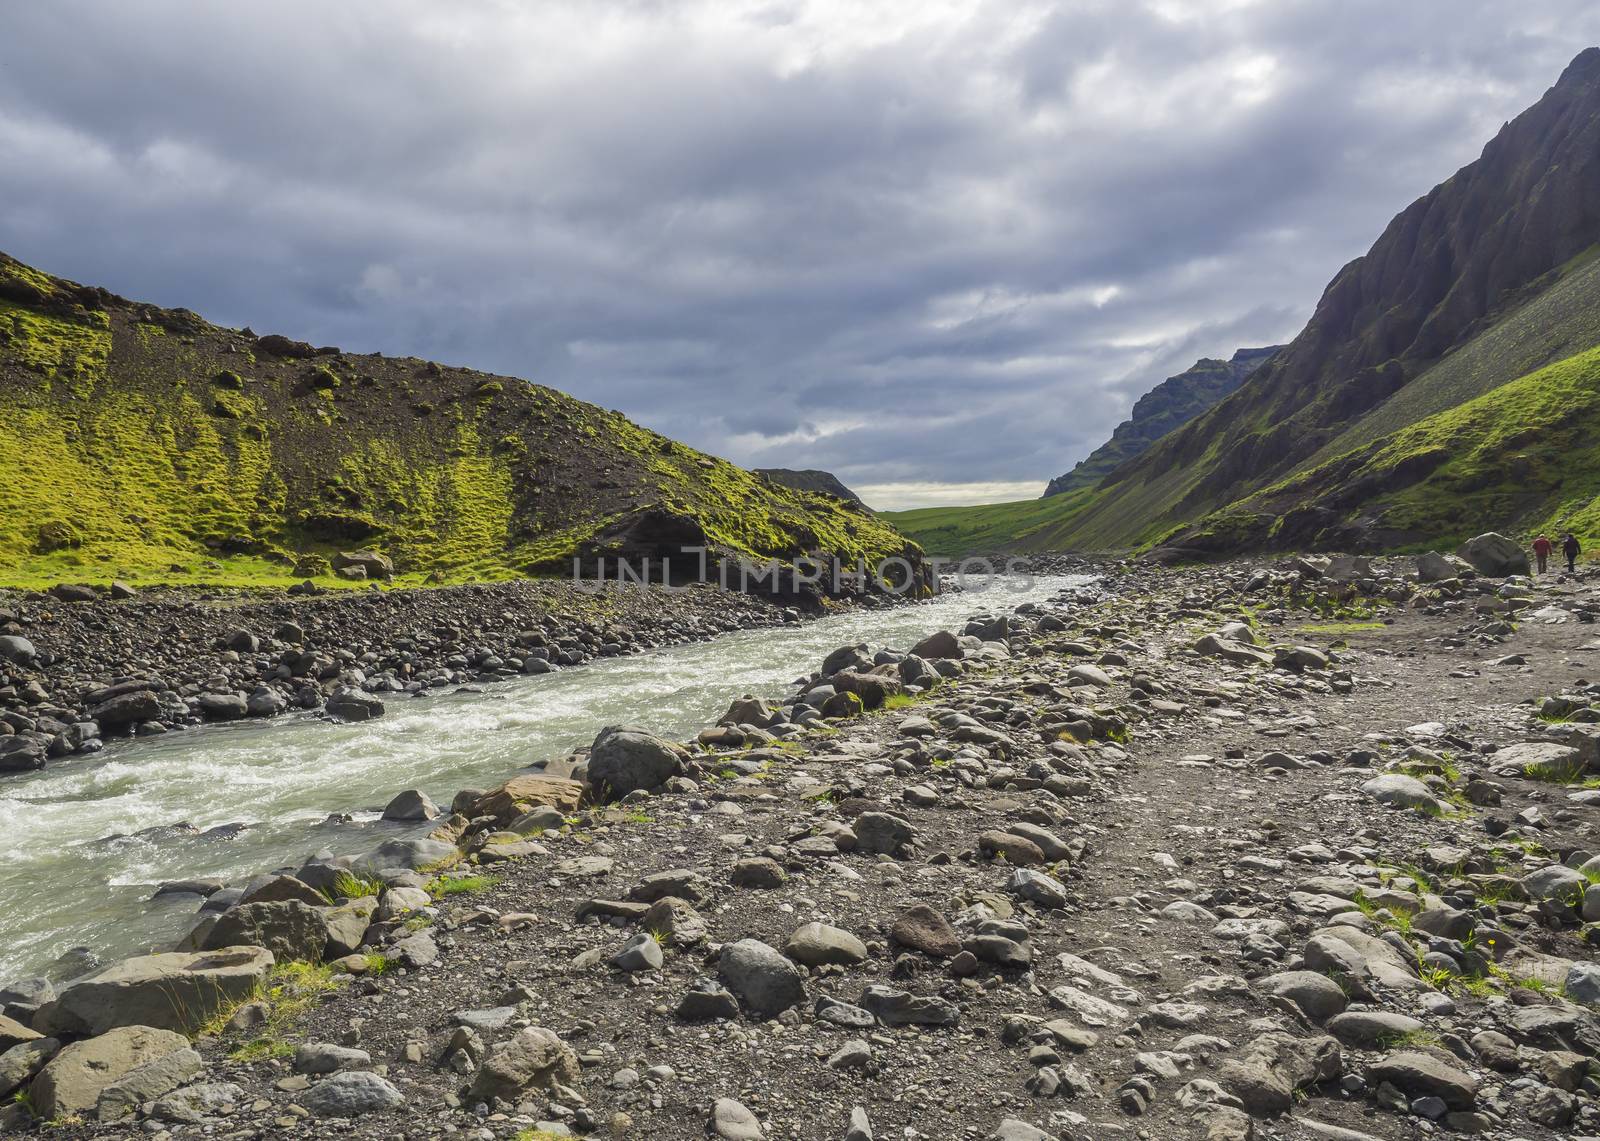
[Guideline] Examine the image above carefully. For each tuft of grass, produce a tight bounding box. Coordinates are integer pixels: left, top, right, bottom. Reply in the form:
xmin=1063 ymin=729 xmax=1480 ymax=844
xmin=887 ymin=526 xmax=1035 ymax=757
xmin=362 ymin=952 xmax=393 ymax=975
xmin=883 ymin=692 xmax=918 ymax=711
xmin=1385 ymin=1027 xmax=1444 ymax=1049
xmin=428 ymin=873 xmax=497 ymax=899
xmin=224 ymin=961 xmax=339 ymax=1063
xmin=321 ymin=870 xmax=385 ymax=902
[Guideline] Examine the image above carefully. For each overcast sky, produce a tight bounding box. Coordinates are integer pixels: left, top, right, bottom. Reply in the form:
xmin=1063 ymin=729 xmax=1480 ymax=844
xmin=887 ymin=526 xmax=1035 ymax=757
xmin=4 ymin=2 xmax=1599 ymax=510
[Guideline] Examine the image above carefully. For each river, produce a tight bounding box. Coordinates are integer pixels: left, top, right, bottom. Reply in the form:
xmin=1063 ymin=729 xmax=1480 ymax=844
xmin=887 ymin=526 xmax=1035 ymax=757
xmin=0 ymin=574 xmax=1090 ymax=986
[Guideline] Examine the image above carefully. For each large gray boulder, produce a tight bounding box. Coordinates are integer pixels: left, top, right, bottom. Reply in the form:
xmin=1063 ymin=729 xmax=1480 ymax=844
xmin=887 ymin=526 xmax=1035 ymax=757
xmin=301 ymin=1070 xmax=405 ymax=1117
xmin=202 ymin=902 xmax=329 ymax=963
xmin=1416 ymin=551 xmax=1472 ymax=582
xmin=326 ymin=686 xmax=385 ymax=722
xmin=719 ymin=938 xmax=805 ymax=1016
xmin=587 ymin=724 xmax=683 ymax=796
xmin=910 ymin=630 xmax=962 ymax=660
xmin=467 ymin=1026 xmax=580 ymax=1100
xmin=1456 ymin=532 xmax=1530 ymax=577
xmin=0 ymin=737 xmax=46 ymax=772
xmin=1489 ymin=741 xmax=1585 ymax=782
xmin=1365 ymin=1051 xmax=1478 ymax=1110
xmin=89 ymin=689 xmax=162 ymax=727
xmin=0 ymin=1037 xmax=58 ymax=1099
xmin=36 ymin=948 xmax=274 ymax=1037
xmin=1217 ymin=1031 xmax=1341 ymax=1116
xmin=1360 ymin=773 xmax=1444 ymax=814
xmin=94 ymin=1044 xmax=203 ymax=1122
xmin=354 ymin=837 xmax=458 ymax=875
xmin=0 ymin=635 xmax=36 ymax=665
xmin=29 ymin=1026 xmax=190 ymax=1120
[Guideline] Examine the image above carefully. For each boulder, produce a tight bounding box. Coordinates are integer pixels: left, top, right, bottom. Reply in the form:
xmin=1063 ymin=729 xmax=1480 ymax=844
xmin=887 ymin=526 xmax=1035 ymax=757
xmin=1195 ymin=633 xmax=1273 ymax=666
xmin=1257 ymin=970 xmax=1347 ymax=1023
xmin=719 ymin=939 xmax=805 ymax=1016
xmin=890 ymin=904 xmax=962 ymax=958
xmin=0 ymin=737 xmax=46 ymax=772
xmin=355 ymin=836 xmax=458 ymax=874
xmin=332 ymin=549 xmax=394 ymax=579
xmin=89 ymin=689 xmax=161 ymax=727
xmin=1365 ymin=1051 xmax=1478 ymax=1110
xmin=36 ymin=948 xmax=274 ymax=1037
xmin=301 ymin=1070 xmax=404 ymax=1117
xmin=1416 ymin=551 xmax=1472 ymax=582
xmin=0 ymin=635 xmax=36 ymax=665
xmin=326 ymin=687 xmax=384 ymax=722
xmin=469 ymin=774 xmax=584 ymax=825
xmin=0 ymin=1015 xmax=41 ymax=1053
xmin=785 ymin=922 xmax=868 ymax=967
xmin=1456 ymin=533 xmax=1530 ymax=577
xmin=830 ymin=669 xmax=903 ymax=710
xmin=1360 ymin=773 xmax=1444 ymax=814
xmin=196 ymin=692 xmax=248 ymax=721
xmin=1522 ymin=863 xmax=1587 ymax=907
xmin=321 ymin=900 xmax=376 ymax=958
xmin=94 ymin=1044 xmax=203 ymax=1122
xmin=202 ymin=901 xmax=329 ymax=963
xmin=1217 ymin=1031 xmax=1341 ymax=1116
xmin=910 ymin=630 xmax=962 ymax=660
xmin=0 ymin=1038 xmax=58 ymax=1100
xmin=1490 ymin=741 xmax=1585 ymax=782
xmin=467 ymin=1026 xmax=580 ymax=1100
xmin=381 ymin=789 xmax=439 ymax=822
xmin=587 ymin=724 xmax=683 ymax=796
xmin=710 ymin=1097 xmax=765 ymax=1140
xmin=821 ymin=644 xmax=874 ymax=674
xmin=30 ymin=1026 xmax=190 ymax=1120
xmin=853 ymin=812 xmax=916 ymax=857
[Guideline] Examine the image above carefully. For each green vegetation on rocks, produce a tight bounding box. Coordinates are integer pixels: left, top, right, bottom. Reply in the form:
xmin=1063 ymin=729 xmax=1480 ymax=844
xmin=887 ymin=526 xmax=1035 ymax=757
xmin=0 ymin=253 xmax=920 ymax=590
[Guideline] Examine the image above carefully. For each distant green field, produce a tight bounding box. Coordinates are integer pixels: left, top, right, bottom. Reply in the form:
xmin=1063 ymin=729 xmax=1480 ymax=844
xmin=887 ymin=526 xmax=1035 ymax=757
xmin=882 ymin=487 xmax=1097 ymax=555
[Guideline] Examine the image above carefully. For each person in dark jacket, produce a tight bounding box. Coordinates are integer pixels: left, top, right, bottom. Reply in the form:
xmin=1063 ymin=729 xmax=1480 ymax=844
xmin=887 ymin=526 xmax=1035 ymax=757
xmin=1563 ymin=532 xmax=1581 ymax=573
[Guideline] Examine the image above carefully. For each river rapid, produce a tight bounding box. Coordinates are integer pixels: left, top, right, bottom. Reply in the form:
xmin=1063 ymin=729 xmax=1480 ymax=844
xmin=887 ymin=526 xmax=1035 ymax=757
xmin=0 ymin=574 xmax=1091 ymax=985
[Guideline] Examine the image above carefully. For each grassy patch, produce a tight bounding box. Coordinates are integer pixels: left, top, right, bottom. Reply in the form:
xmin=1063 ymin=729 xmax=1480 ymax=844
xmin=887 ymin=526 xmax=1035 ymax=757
xmin=1299 ymin=621 xmax=1386 ymax=634
xmin=428 ymin=873 xmax=497 ymax=899
xmin=224 ymin=961 xmax=339 ymax=1062
xmin=321 ymin=870 xmax=385 ymax=902
xmin=883 ymin=692 xmax=918 ymax=711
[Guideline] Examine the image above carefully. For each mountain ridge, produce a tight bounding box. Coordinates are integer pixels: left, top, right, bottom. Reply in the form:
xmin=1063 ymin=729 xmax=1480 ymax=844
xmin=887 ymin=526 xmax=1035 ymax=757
xmin=0 ymin=252 xmax=923 ymax=593
xmin=1042 ymin=345 xmax=1280 ymax=498
xmin=889 ymin=47 xmax=1600 ymax=559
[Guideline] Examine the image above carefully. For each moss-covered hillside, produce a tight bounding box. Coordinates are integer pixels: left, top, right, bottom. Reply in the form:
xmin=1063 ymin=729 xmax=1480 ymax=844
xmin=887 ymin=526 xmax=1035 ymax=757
xmin=1161 ymin=343 xmax=1600 ymax=557
xmin=0 ymin=253 xmax=920 ymax=590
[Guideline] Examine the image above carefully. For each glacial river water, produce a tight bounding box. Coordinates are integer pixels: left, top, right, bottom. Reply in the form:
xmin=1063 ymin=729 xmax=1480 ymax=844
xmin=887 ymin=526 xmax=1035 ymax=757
xmin=0 ymin=574 xmax=1090 ymax=986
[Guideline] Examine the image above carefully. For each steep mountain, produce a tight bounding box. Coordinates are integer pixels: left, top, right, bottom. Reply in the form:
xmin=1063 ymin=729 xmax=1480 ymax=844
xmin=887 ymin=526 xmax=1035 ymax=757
xmin=1042 ymin=346 xmax=1280 ymax=497
xmin=754 ymin=468 xmax=866 ymax=507
xmin=1058 ymin=46 xmax=1600 ymax=554
xmin=890 ymin=47 xmax=1600 ymax=558
xmin=0 ymin=253 xmax=921 ymax=591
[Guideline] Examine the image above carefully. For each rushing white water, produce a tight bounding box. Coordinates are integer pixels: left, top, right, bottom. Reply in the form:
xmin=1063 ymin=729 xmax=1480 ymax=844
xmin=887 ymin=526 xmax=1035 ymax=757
xmin=0 ymin=574 xmax=1090 ymax=985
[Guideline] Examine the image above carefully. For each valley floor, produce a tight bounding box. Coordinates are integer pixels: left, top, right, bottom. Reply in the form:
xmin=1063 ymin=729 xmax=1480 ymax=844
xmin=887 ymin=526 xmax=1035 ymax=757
xmin=9 ymin=557 xmax=1600 ymax=1140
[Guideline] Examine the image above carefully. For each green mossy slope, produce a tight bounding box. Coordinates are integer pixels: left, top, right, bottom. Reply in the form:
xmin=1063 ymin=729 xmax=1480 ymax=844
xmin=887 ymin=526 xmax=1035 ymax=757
xmin=0 ymin=253 xmax=919 ymax=589
xmin=1170 ymin=343 xmax=1600 ymax=555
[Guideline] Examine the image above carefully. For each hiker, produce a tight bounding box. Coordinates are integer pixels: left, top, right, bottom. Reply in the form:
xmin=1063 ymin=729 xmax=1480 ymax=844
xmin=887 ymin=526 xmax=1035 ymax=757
xmin=1534 ymin=534 xmax=1553 ymax=574
xmin=1564 ymin=532 xmax=1582 ymax=574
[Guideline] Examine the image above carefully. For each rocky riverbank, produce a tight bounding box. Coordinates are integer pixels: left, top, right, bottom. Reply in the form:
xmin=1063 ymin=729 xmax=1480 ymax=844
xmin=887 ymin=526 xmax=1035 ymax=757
xmin=4 ymin=550 xmax=1600 ymax=1140
xmin=0 ymin=577 xmax=819 ymax=775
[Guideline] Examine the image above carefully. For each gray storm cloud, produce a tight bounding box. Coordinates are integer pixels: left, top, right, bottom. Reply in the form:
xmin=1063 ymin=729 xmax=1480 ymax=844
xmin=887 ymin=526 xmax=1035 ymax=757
xmin=3 ymin=0 xmax=1599 ymax=508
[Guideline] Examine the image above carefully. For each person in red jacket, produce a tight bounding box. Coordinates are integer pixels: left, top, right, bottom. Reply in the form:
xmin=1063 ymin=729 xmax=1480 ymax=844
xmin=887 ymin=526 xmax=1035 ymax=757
xmin=1534 ymin=534 xmax=1553 ymax=574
